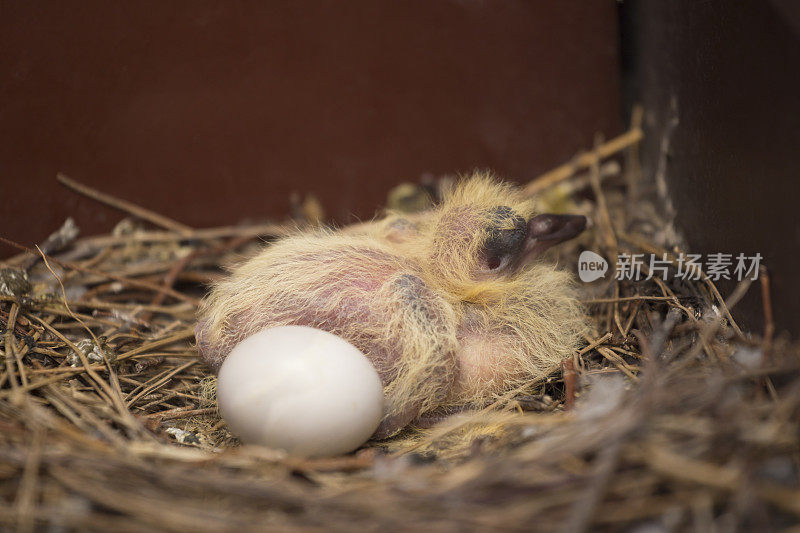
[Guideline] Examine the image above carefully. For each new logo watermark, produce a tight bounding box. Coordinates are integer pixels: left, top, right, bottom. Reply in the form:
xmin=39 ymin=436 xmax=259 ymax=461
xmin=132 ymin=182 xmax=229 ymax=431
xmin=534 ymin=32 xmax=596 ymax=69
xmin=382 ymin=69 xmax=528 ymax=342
xmin=578 ymin=251 xmax=609 ymax=282
xmin=578 ymin=252 xmax=762 ymax=282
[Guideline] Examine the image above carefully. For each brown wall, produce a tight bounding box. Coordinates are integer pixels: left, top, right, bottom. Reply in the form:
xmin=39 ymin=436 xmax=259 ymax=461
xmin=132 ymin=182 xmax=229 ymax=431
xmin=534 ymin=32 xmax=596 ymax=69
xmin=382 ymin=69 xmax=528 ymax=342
xmin=1 ymin=1 xmax=620 ymax=254
xmin=620 ymin=0 xmax=800 ymax=335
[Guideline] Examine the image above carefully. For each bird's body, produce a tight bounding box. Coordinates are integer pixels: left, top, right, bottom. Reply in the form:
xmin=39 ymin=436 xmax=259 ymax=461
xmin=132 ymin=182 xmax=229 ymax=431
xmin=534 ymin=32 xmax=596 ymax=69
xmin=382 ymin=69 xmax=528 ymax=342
xmin=197 ymin=173 xmax=587 ymax=438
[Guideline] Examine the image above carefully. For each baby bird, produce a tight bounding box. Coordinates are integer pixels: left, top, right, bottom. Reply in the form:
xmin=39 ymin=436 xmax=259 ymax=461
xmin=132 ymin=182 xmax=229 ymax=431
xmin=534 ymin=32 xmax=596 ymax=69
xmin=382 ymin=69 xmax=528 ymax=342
xmin=196 ymin=173 xmax=588 ymax=438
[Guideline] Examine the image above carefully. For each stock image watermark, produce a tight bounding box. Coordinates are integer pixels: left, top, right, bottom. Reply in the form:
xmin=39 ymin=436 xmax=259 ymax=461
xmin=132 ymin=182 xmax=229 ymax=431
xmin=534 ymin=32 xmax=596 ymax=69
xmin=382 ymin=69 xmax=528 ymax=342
xmin=578 ymin=251 xmax=762 ymax=283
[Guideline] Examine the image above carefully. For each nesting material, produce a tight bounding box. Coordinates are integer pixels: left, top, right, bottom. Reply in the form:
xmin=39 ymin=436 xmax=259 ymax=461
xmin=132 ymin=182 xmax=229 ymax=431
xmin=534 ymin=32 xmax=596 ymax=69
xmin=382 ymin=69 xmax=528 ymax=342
xmin=1 ymin=124 xmax=799 ymax=531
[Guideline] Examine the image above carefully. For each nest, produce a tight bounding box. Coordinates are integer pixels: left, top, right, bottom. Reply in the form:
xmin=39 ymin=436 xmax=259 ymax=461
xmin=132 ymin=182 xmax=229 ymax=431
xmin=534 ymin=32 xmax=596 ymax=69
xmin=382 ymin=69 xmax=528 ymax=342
xmin=1 ymin=121 xmax=798 ymax=532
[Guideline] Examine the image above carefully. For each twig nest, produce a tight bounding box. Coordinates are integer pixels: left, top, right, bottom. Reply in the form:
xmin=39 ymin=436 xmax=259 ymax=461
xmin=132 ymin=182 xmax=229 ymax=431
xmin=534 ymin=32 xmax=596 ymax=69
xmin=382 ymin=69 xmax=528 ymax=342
xmin=217 ymin=326 xmax=384 ymax=457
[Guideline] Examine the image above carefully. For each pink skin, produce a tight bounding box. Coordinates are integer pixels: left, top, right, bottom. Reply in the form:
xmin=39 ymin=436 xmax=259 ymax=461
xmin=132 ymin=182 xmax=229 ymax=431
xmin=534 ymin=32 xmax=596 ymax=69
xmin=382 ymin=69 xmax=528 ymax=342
xmin=197 ymin=256 xmax=405 ymax=379
xmin=196 ymin=254 xmax=456 ymax=438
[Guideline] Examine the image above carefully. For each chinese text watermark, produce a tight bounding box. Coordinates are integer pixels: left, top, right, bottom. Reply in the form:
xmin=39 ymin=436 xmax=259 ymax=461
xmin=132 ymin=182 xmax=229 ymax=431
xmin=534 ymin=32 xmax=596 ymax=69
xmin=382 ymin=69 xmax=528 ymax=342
xmin=578 ymin=251 xmax=762 ymax=283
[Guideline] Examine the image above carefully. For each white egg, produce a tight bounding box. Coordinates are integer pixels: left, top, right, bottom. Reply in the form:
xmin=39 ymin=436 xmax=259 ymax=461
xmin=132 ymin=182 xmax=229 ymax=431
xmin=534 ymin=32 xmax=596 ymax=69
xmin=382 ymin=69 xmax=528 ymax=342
xmin=216 ymin=325 xmax=384 ymax=457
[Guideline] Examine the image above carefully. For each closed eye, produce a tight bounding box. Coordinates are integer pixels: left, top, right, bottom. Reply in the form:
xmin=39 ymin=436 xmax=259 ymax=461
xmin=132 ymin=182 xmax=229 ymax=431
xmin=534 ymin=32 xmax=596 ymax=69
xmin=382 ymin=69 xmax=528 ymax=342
xmin=482 ymin=253 xmax=512 ymax=273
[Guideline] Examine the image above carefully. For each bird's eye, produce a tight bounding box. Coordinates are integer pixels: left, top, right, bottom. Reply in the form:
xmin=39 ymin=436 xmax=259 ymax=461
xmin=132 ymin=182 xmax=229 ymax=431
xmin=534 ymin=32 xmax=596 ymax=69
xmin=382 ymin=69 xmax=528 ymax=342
xmin=479 ymin=207 xmax=527 ymax=273
xmin=486 ymin=255 xmax=503 ymax=270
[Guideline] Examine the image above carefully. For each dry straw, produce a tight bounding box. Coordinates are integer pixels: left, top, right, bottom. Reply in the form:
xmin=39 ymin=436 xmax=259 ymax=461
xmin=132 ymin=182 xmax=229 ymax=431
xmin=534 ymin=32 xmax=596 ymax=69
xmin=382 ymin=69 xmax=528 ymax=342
xmin=1 ymin=119 xmax=798 ymax=531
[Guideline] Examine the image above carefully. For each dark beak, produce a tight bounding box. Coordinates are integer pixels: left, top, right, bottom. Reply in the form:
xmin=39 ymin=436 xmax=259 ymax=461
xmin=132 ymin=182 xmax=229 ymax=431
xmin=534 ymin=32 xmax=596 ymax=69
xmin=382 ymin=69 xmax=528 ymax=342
xmin=523 ymin=214 xmax=587 ymax=260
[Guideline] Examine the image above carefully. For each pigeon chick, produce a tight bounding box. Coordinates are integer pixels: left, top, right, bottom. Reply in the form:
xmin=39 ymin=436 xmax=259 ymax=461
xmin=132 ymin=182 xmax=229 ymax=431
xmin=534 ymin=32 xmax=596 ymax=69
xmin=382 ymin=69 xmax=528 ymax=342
xmin=197 ymin=172 xmax=588 ymax=438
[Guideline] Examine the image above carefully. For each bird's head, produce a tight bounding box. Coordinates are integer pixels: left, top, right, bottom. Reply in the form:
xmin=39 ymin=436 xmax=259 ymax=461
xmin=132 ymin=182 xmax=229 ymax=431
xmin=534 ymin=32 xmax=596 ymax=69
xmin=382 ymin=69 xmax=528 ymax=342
xmin=423 ymin=173 xmax=586 ymax=302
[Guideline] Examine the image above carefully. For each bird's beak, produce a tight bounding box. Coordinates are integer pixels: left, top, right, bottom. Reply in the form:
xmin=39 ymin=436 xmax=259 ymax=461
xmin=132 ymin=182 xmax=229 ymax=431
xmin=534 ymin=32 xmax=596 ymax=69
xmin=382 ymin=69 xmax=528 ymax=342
xmin=521 ymin=214 xmax=587 ymax=262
